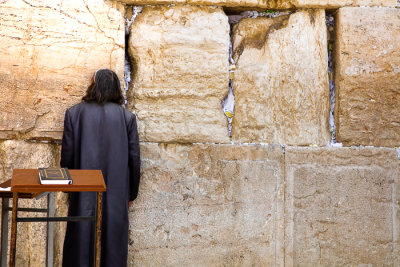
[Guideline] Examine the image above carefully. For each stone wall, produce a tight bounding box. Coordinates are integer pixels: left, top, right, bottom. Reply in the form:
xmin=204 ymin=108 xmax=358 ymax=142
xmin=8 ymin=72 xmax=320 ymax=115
xmin=231 ymin=9 xmax=330 ymax=145
xmin=0 ymin=0 xmax=124 ymax=265
xmin=285 ymin=147 xmax=399 ymax=266
xmin=0 ymin=0 xmax=400 ymax=266
xmin=0 ymin=0 xmax=125 ymax=140
xmin=335 ymin=7 xmax=400 ymax=146
xmin=120 ymin=0 xmax=398 ymax=9
xmin=127 ymin=5 xmax=230 ymax=143
xmin=131 ymin=143 xmax=285 ymax=266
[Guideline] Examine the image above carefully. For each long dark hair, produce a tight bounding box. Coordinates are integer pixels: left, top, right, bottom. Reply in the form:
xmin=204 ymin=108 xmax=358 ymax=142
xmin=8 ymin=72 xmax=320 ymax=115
xmin=82 ymin=69 xmax=124 ymax=105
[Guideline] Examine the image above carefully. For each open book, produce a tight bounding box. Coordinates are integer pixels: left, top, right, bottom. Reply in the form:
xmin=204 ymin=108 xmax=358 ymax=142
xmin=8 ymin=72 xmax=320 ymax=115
xmin=0 ymin=179 xmax=11 ymax=191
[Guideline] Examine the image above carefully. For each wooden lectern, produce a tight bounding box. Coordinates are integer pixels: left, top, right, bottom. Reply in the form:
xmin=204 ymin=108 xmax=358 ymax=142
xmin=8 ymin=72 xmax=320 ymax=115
xmin=9 ymin=169 xmax=106 ymax=267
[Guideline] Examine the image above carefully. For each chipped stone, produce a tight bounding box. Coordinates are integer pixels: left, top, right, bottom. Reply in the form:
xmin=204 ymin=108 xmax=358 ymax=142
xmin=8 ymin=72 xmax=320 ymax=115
xmin=231 ymin=10 xmax=330 ymax=145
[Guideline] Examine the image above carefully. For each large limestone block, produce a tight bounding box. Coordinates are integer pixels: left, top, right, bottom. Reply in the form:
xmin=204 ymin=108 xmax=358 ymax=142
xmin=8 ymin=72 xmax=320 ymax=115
xmin=0 ymin=0 xmax=125 ymax=140
xmin=285 ymin=147 xmax=399 ymax=266
xmin=120 ymin=0 xmax=397 ymax=9
xmin=129 ymin=143 xmax=284 ymax=266
xmin=231 ymin=10 xmax=330 ymax=146
xmin=0 ymin=140 xmax=67 ymax=266
xmin=292 ymin=0 xmax=397 ymax=8
xmin=127 ymin=6 xmax=230 ymax=143
xmin=335 ymin=7 xmax=400 ymax=147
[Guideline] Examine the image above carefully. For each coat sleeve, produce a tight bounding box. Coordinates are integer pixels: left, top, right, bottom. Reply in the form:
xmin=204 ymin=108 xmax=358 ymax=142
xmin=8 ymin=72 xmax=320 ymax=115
xmin=60 ymin=109 xmax=74 ymax=169
xmin=128 ymin=114 xmax=141 ymax=201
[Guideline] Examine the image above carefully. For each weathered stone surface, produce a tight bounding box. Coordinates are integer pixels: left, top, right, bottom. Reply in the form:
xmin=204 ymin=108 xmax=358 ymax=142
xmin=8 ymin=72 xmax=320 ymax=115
xmin=129 ymin=143 xmax=284 ymax=266
xmin=231 ymin=10 xmax=330 ymax=146
xmin=394 ymin=150 xmax=400 ymax=265
xmin=0 ymin=140 xmax=60 ymax=180
xmin=120 ymin=0 xmax=397 ymax=9
xmin=0 ymin=0 xmax=125 ymax=140
xmin=335 ymin=7 xmax=400 ymax=147
xmin=127 ymin=6 xmax=230 ymax=143
xmin=121 ymin=0 xmax=293 ymax=9
xmin=285 ymin=147 xmax=399 ymax=266
xmin=292 ymin=0 xmax=397 ymax=8
xmin=131 ymin=244 xmax=275 ymax=266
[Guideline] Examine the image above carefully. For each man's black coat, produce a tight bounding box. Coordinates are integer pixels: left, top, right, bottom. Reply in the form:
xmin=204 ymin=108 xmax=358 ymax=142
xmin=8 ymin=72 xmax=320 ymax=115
xmin=60 ymin=102 xmax=140 ymax=267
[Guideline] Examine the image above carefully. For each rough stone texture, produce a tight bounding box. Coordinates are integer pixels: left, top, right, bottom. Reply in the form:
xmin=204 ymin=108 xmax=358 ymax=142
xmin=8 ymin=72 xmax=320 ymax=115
xmin=0 ymin=140 xmax=66 ymax=266
xmin=335 ymin=7 xmax=400 ymax=147
xmin=292 ymin=0 xmax=398 ymax=8
xmin=127 ymin=6 xmax=230 ymax=143
xmin=0 ymin=0 xmax=125 ymax=140
xmin=120 ymin=0 xmax=398 ymax=9
xmin=285 ymin=147 xmax=399 ymax=266
xmin=394 ymin=150 xmax=400 ymax=265
xmin=129 ymin=143 xmax=284 ymax=266
xmin=231 ymin=10 xmax=330 ymax=146
xmin=0 ymin=140 xmax=60 ymax=181
xmin=121 ymin=0 xmax=293 ymax=9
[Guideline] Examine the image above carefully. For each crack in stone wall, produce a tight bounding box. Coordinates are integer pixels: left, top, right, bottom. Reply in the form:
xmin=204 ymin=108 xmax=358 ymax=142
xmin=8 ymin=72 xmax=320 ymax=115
xmin=230 ymin=10 xmax=293 ymax=62
xmin=222 ymin=9 xmax=237 ymax=140
xmin=326 ymin=11 xmax=340 ymax=146
xmin=124 ymin=6 xmax=142 ymax=107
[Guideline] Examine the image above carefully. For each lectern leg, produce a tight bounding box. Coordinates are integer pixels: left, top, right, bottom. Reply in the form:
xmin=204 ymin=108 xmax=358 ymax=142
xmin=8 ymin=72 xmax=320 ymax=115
xmin=1 ymin=198 xmax=9 ymax=267
xmin=46 ymin=192 xmax=55 ymax=267
xmin=94 ymin=192 xmax=102 ymax=267
xmin=9 ymin=193 xmax=18 ymax=267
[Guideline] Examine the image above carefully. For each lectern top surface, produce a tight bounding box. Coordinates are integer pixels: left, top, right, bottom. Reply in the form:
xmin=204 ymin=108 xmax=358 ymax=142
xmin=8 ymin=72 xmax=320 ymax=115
xmin=11 ymin=169 xmax=106 ymax=193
